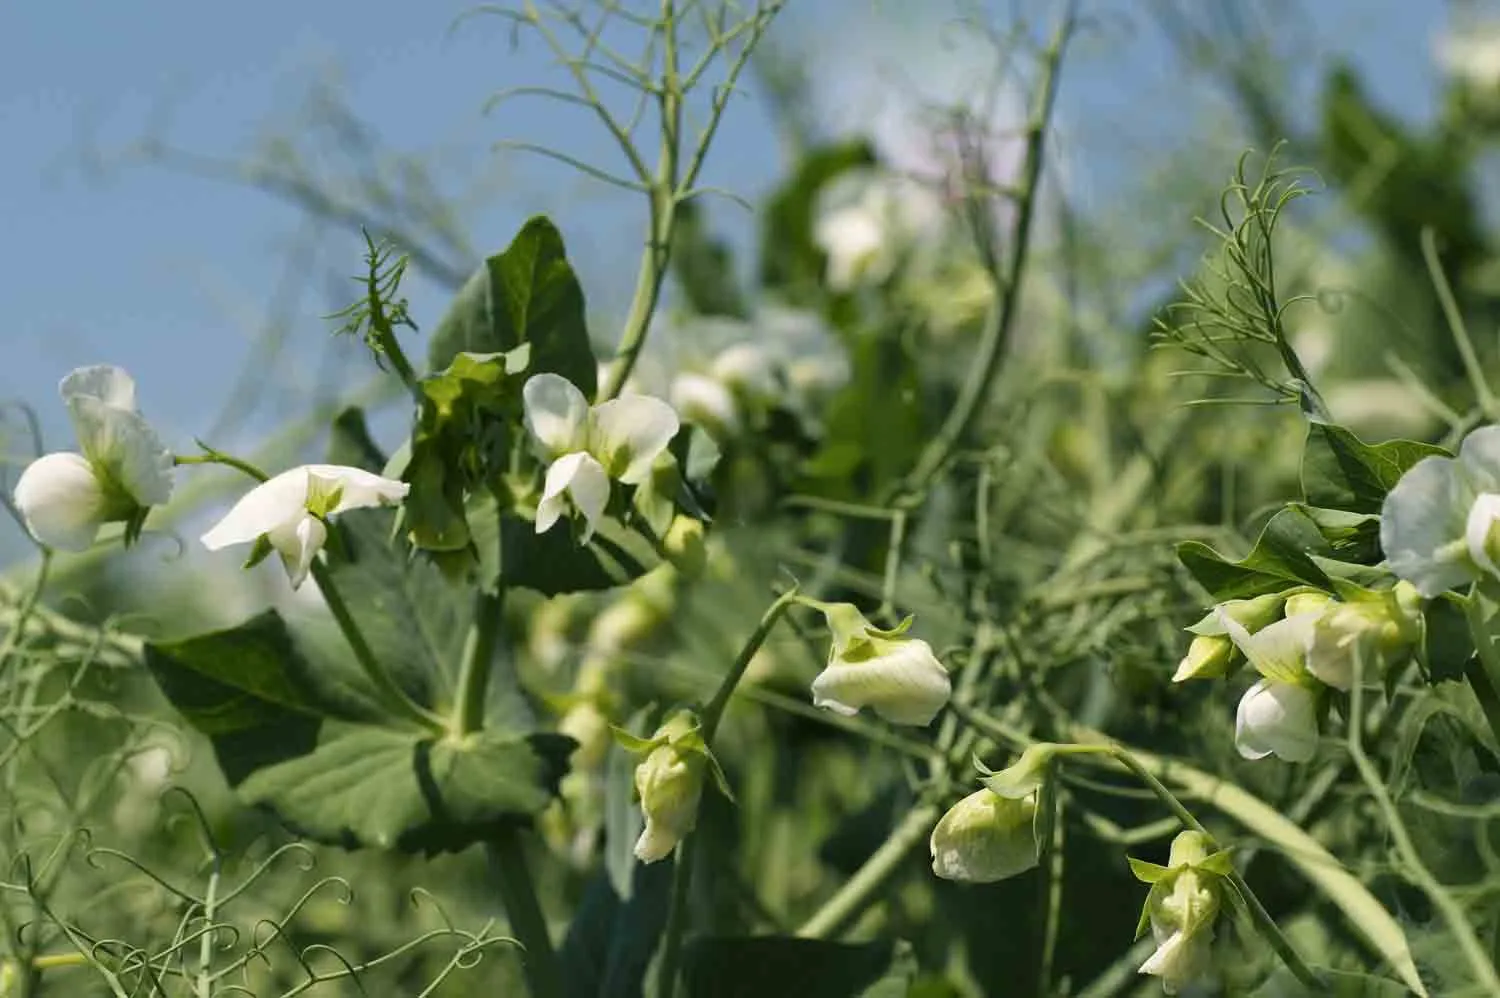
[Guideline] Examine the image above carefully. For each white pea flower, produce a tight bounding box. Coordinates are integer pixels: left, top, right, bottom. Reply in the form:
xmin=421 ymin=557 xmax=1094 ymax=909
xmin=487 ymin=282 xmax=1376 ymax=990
xmin=1381 ymin=425 xmax=1500 ymax=596
xmin=813 ymin=170 xmax=945 ymax=291
xmin=669 ymin=371 xmax=740 ymax=438
xmin=522 ymin=373 xmax=679 ymax=541
xmin=1218 ymin=610 xmax=1323 ymax=763
xmin=1133 ymin=831 xmax=1227 ymax=995
xmin=200 ymin=464 xmax=408 ymax=589
xmin=1437 ymin=23 xmax=1500 ymax=93
xmin=808 ymin=603 xmax=951 ymax=726
xmin=1304 ymin=583 xmax=1422 ymax=691
xmin=12 ymin=365 xmax=173 ymax=551
xmin=929 ymin=787 xmax=1039 ymax=883
xmin=628 ymin=711 xmax=712 ymax=863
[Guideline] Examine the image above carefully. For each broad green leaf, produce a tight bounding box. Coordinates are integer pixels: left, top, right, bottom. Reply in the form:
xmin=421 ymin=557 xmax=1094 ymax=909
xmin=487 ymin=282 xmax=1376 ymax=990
xmin=1291 ymin=503 xmax=1382 ymax=564
xmin=1420 ymin=593 xmax=1473 ymax=684
xmin=559 ymin=862 xmax=674 ymax=998
xmin=760 ymin=140 xmax=877 ymax=303
xmin=142 ymin=611 xmax=322 ymax=785
xmin=1124 ymin=742 xmax=1428 ymax=996
xmin=681 ymin=937 xmax=916 ymax=998
xmin=237 ymin=722 xmax=572 ymax=853
xmin=499 ymin=509 xmax=661 ymax=596
xmin=428 ymin=215 xmax=597 ymax=396
xmin=1301 ymin=422 xmax=1448 ymax=515
xmin=1177 ymin=506 xmax=1335 ymax=601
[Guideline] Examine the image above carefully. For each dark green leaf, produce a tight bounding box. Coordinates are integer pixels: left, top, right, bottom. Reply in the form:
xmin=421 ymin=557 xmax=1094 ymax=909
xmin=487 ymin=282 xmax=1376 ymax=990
xmin=1177 ymin=506 xmax=1335 ymax=601
xmin=1301 ymin=421 xmax=1448 ymax=515
xmin=682 ymin=937 xmax=916 ymax=998
xmin=560 ymin=861 xmax=674 ymax=998
xmin=499 ymin=510 xmax=661 ymax=596
xmin=1421 ymin=593 xmax=1473 ymax=684
xmin=428 ymin=215 xmax=596 ymax=395
xmin=327 ymin=406 xmax=389 ymax=473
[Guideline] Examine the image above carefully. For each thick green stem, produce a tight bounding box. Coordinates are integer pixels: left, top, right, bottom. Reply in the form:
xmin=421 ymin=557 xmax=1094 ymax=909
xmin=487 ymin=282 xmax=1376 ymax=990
xmin=795 ymin=802 xmax=941 ymax=939
xmin=452 ymin=590 xmax=503 ymax=736
xmin=657 ymin=587 xmax=798 ymax=998
xmin=488 ymin=827 xmax=564 ymax=998
xmin=308 ymin=559 xmax=443 ymax=731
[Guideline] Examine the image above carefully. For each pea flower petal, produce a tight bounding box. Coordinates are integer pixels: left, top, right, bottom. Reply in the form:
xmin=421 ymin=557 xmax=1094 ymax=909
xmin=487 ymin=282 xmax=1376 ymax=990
xmin=929 ymin=788 xmax=1039 ymax=883
xmin=1234 ymin=679 xmax=1319 ymax=762
xmin=536 ymin=452 xmax=610 ymax=540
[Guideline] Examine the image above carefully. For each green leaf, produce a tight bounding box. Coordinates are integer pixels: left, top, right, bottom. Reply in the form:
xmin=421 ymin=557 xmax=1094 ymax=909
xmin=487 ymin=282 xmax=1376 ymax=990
xmin=760 ymin=140 xmax=877 ymax=303
xmin=1254 ymin=965 xmax=1417 ymax=997
xmin=681 ymin=937 xmax=916 ymax=998
xmin=1290 ymin=503 xmax=1383 ymax=564
xmin=1420 ymin=593 xmax=1473 ymax=684
xmin=428 ymin=215 xmax=597 ymax=396
xmin=404 ymin=348 xmax=528 ymax=553
xmin=327 ymin=406 xmax=389 ymax=473
xmin=560 ymin=861 xmax=674 ymax=998
xmin=1301 ymin=422 xmax=1449 ymax=515
xmin=499 ymin=510 xmax=662 ymax=596
xmin=605 ymin=708 xmax=654 ymax=900
xmin=236 ymin=723 xmax=572 ymax=853
xmin=1177 ymin=506 xmax=1336 ymax=601
xmin=142 ymin=610 xmax=322 ymax=786
xmin=670 ymin=197 xmax=747 ymax=319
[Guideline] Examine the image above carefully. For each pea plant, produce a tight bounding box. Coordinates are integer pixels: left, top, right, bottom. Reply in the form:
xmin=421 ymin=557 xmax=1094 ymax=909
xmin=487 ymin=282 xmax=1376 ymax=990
xmin=5 ymin=1 xmax=1500 ymax=996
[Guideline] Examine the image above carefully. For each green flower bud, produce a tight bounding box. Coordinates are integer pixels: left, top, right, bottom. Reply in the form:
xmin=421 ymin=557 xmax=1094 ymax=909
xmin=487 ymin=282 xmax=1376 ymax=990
xmin=1177 ymin=593 xmax=1286 ymax=682
xmin=1173 ymin=634 xmax=1234 ymax=682
xmin=633 ymin=742 xmax=705 ymax=863
xmin=662 ymin=515 xmax=707 ymax=579
xmin=1130 ymin=830 xmax=1231 ymax=995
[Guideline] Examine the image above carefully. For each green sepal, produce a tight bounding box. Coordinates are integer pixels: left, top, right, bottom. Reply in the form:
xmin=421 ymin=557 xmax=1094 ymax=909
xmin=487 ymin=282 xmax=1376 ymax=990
xmin=242 ymin=534 xmax=275 ymax=571
xmin=1128 ymin=857 xmax=1170 ymax=884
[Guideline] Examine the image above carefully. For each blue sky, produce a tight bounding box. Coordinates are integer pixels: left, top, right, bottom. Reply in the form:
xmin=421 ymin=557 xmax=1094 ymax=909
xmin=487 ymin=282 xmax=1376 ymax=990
xmin=0 ymin=1 xmax=1444 ymax=560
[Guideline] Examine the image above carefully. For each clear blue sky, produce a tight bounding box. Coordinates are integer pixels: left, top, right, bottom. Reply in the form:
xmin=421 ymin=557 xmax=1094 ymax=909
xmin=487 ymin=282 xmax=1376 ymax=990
xmin=0 ymin=1 xmax=1443 ymax=559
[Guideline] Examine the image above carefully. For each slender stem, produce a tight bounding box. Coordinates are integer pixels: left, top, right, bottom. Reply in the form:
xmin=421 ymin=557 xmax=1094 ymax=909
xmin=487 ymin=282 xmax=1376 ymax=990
xmin=795 ymin=803 xmax=941 ymax=939
xmin=0 ymin=551 xmax=51 ymax=671
xmin=1422 ymin=226 xmax=1498 ymax=420
xmin=488 ymin=827 xmax=564 ymax=998
xmin=895 ymin=3 xmax=1074 ymax=498
xmin=1348 ymin=650 xmax=1500 ymax=992
xmin=452 ymin=590 xmax=503 ymax=736
xmin=373 ymin=323 xmax=421 ymax=399
xmin=195 ymin=858 xmax=220 ymax=998
xmin=29 ymin=954 xmax=87 ymax=971
xmin=173 ymin=452 xmax=270 ymax=483
xmin=308 ymin=559 xmax=444 ymax=731
xmin=1036 ymin=780 xmax=1066 ymax=998
xmin=1464 ymin=592 xmax=1500 ymax=751
xmin=658 ymin=586 xmax=799 ymax=997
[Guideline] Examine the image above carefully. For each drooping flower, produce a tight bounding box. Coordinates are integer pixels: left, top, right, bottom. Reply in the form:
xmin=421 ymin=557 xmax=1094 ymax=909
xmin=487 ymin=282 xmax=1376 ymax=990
xmin=522 ymin=373 xmax=679 ymax=541
xmin=929 ymin=787 xmax=1039 ymax=883
xmin=1304 ymin=583 xmax=1422 ymax=691
xmin=623 ymin=710 xmax=722 ymax=863
xmin=807 ymin=603 xmax=951 ymax=726
xmin=1381 ymin=426 xmax=1500 ymax=596
xmin=1172 ymin=592 xmax=1285 ymax=682
xmin=200 ymin=464 xmax=408 ymax=588
xmin=1218 ymin=610 xmax=1323 ymax=763
xmin=1132 ymin=831 xmax=1230 ymax=995
xmin=813 ymin=169 xmax=945 ymax=291
xmin=12 ymin=366 xmax=173 ymax=550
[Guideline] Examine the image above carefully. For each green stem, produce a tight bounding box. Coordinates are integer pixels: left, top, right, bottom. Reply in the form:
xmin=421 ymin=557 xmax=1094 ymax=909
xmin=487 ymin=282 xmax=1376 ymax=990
xmin=1348 ymin=650 xmax=1500 ymax=993
xmin=601 ymin=0 xmax=682 ymax=401
xmin=1422 ymin=226 xmax=1498 ymax=420
xmin=488 ymin=827 xmax=564 ymax=998
xmin=0 ymin=551 xmax=51 ymax=671
xmin=173 ymin=452 xmax=270 ymax=483
xmin=1463 ymin=593 xmax=1500 ymax=751
xmin=308 ymin=559 xmax=444 ymax=732
xmin=196 ymin=857 xmax=221 ymax=998
xmin=795 ymin=802 xmax=942 ymax=939
xmin=894 ymin=4 xmax=1073 ymax=498
xmin=657 ymin=587 xmax=799 ymax=998
xmin=452 ymin=590 xmax=503 ymax=736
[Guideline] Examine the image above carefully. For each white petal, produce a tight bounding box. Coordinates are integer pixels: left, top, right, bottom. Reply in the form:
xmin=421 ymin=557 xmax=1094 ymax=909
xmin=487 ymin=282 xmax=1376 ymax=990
xmin=669 ymin=373 xmax=739 ymax=436
xmin=65 ymin=397 xmax=173 ymax=507
xmin=59 ymin=365 xmax=137 ymax=412
xmin=589 ymin=395 xmax=680 ymax=484
xmin=929 ymin=789 xmax=1038 ymax=883
xmin=299 ymin=463 xmax=409 ymax=514
xmin=1235 ymin=679 xmax=1319 ymax=763
xmin=1459 ymin=425 xmax=1500 ymax=492
xmin=1218 ymin=611 xmax=1316 ymax=685
xmin=201 ymin=468 xmax=316 ymax=550
xmin=1467 ymin=493 xmax=1500 ymax=577
xmin=1381 ymin=454 xmax=1476 ymax=597
xmin=12 ymin=452 xmax=107 ymax=551
xmin=811 ymin=639 xmax=952 ymax=726
xmin=271 ymin=514 xmax=327 ymax=590
xmin=709 ymin=343 xmax=780 ymax=397
xmin=523 ymin=373 xmax=591 ymax=457
xmin=1139 ymin=927 xmax=1214 ymax=993
xmin=538 ymin=452 xmax=610 ymax=541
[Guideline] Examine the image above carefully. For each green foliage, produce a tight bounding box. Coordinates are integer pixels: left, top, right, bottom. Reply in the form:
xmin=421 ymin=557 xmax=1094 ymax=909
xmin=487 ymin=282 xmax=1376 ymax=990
xmin=680 ymin=937 xmax=916 ymax=998
xmin=758 ymin=139 xmax=876 ymax=303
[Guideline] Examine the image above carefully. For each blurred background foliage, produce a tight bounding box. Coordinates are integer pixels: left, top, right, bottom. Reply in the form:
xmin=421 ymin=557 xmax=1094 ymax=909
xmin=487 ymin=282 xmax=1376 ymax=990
xmin=5 ymin=0 xmax=1500 ymax=995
